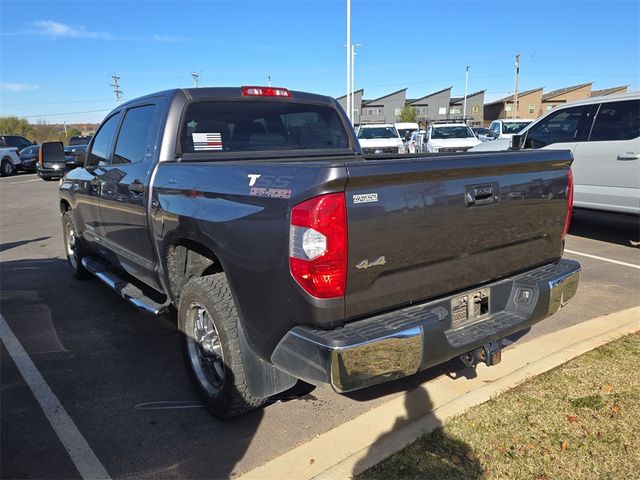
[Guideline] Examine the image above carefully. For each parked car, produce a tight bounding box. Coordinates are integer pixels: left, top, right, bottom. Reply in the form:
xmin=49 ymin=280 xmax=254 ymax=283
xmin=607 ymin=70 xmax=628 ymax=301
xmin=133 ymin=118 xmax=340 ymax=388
xmin=69 ymin=135 xmax=93 ymax=146
xmin=357 ymin=123 xmax=406 ymax=154
xmin=470 ymin=93 xmax=640 ymax=215
xmin=0 ymin=134 xmax=35 ymax=151
xmin=485 ymin=119 xmax=533 ymax=141
xmin=394 ymin=122 xmax=419 ymax=143
xmin=19 ymin=144 xmax=40 ymax=172
xmin=50 ymin=85 xmax=580 ymax=418
xmin=64 ymin=144 xmax=88 ymax=169
xmin=424 ymin=122 xmax=481 ymax=153
xmin=407 ymin=130 xmax=427 ymax=153
xmin=0 ymin=146 xmax=21 ymax=176
xmin=36 ymin=142 xmax=66 ymax=181
xmin=472 ymin=127 xmax=492 ymax=142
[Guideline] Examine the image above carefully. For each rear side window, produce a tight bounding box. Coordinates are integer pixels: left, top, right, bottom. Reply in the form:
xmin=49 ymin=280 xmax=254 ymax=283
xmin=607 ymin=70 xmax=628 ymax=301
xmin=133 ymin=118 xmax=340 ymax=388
xmin=180 ymin=101 xmax=349 ymax=154
xmin=589 ymin=100 xmax=640 ymax=141
xmin=87 ymin=113 xmax=121 ymax=167
xmin=524 ymin=105 xmax=590 ymax=148
xmin=113 ymin=105 xmax=158 ymax=164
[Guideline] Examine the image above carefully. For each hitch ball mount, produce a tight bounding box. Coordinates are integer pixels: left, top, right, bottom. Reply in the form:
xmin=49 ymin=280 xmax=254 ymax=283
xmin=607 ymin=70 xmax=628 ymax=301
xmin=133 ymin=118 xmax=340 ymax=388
xmin=460 ymin=341 xmax=502 ymax=368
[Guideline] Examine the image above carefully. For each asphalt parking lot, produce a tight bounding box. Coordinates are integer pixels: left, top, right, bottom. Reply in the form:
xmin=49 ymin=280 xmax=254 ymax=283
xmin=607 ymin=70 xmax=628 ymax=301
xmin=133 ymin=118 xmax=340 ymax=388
xmin=1 ymin=172 xmax=639 ymax=479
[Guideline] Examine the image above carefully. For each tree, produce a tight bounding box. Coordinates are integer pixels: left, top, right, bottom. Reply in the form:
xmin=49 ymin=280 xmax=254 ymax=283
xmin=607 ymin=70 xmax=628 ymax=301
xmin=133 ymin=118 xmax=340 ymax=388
xmin=0 ymin=116 xmax=34 ymax=138
xmin=67 ymin=127 xmax=82 ymax=137
xmin=398 ymin=107 xmax=417 ymax=123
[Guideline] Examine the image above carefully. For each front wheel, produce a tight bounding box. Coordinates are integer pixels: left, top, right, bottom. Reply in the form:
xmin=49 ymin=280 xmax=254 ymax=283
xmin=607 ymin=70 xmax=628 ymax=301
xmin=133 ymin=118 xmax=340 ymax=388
xmin=1 ymin=159 xmax=14 ymax=177
xmin=61 ymin=211 xmax=91 ymax=279
xmin=178 ymin=273 xmax=266 ymax=418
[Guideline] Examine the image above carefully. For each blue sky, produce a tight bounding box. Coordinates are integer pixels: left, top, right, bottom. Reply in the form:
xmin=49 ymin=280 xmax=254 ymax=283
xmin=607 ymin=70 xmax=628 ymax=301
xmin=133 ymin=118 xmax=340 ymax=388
xmin=1 ymin=0 xmax=638 ymax=123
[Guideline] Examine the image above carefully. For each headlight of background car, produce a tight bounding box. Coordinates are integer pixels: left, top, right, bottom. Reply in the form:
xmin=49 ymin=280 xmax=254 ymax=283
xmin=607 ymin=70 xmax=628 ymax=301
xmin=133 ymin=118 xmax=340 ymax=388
xmin=432 ymin=146 xmax=439 ymax=153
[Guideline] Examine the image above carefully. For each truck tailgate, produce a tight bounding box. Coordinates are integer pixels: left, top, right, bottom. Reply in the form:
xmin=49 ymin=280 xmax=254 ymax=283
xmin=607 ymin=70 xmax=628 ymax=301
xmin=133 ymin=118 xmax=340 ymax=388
xmin=344 ymin=150 xmax=572 ymax=320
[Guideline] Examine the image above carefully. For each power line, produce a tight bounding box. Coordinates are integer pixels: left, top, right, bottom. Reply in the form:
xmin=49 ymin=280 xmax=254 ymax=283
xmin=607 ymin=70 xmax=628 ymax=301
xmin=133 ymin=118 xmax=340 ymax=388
xmin=110 ymin=73 xmax=123 ymax=104
xmin=22 ymin=109 xmax=111 ymax=119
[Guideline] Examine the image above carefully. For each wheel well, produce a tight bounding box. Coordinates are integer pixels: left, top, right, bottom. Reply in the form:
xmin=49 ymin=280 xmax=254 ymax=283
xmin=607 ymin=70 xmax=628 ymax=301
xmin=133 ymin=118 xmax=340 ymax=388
xmin=166 ymin=240 xmax=223 ymax=300
xmin=60 ymin=200 xmax=71 ymax=213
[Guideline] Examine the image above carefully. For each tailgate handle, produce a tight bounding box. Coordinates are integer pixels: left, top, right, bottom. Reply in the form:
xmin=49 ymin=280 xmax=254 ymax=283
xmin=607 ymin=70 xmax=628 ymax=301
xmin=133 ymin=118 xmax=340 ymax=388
xmin=465 ymin=183 xmax=499 ymax=207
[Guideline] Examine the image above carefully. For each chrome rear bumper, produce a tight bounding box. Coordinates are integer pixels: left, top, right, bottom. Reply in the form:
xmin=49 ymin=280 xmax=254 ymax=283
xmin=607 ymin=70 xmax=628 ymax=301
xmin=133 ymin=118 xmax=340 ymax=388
xmin=272 ymin=259 xmax=580 ymax=392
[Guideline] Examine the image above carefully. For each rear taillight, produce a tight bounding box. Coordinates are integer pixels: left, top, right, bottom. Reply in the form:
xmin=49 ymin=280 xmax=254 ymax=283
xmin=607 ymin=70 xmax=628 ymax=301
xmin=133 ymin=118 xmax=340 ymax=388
xmin=241 ymin=86 xmax=291 ymax=98
xmin=38 ymin=146 xmax=43 ymax=166
xmin=562 ymin=168 xmax=574 ymax=240
xmin=289 ymin=193 xmax=347 ymax=298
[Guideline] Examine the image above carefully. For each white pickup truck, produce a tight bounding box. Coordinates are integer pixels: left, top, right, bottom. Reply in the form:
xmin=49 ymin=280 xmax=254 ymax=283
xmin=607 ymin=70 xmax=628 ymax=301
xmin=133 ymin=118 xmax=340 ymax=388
xmin=356 ymin=124 xmax=406 ymax=154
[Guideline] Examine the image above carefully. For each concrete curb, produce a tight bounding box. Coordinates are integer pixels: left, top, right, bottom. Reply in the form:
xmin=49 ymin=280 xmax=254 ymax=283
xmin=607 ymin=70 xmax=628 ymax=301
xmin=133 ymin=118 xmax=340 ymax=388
xmin=238 ymin=306 xmax=640 ymax=480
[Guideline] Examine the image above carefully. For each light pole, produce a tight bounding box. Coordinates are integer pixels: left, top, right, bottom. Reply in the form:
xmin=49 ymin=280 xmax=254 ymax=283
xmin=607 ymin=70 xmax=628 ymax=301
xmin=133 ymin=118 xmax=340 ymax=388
xmin=513 ymin=53 xmax=520 ymax=119
xmin=351 ymin=44 xmax=362 ymax=125
xmin=462 ymin=66 xmax=469 ymax=120
xmin=346 ymin=0 xmax=351 ymax=123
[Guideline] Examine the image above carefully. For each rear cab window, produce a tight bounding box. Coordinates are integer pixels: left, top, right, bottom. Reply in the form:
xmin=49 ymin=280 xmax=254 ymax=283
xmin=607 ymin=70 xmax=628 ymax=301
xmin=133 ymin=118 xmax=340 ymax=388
xmin=180 ymin=101 xmax=350 ymax=155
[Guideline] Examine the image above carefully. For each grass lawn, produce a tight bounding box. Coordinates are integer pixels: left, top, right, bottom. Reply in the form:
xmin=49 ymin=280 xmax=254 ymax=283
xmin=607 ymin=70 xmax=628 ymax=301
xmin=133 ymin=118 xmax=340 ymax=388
xmin=358 ymin=333 xmax=640 ymax=480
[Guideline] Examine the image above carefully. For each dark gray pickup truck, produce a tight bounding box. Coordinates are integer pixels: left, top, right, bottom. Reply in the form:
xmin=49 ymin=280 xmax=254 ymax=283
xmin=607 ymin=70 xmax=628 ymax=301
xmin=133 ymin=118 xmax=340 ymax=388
xmin=52 ymin=86 xmax=580 ymax=418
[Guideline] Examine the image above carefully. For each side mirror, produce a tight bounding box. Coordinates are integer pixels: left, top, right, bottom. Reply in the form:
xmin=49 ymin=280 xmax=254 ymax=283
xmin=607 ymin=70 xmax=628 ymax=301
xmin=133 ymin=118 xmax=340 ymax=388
xmin=39 ymin=142 xmax=65 ymax=163
xmin=510 ymin=134 xmax=524 ymax=150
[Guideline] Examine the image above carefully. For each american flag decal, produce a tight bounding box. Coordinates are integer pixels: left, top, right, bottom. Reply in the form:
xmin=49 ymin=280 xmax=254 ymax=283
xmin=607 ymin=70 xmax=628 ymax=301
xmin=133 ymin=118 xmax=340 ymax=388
xmin=192 ymin=132 xmax=223 ymax=151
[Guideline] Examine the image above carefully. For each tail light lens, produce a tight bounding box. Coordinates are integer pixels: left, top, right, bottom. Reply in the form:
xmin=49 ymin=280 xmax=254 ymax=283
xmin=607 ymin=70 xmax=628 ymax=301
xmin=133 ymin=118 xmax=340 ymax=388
xmin=562 ymin=168 xmax=574 ymax=240
xmin=289 ymin=193 xmax=347 ymax=298
xmin=38 ymin=146 xmax=43 ymax=166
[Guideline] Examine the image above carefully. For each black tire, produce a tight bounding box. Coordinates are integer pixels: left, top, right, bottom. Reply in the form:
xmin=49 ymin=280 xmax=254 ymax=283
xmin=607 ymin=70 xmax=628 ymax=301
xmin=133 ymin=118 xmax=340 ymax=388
xmin=61 ymin=211 xmax=91 ymax=279
xmin=1 ymin=159 xmax=14 ymax=177
xmin=178 ymin=273 xmax=265 ymax=418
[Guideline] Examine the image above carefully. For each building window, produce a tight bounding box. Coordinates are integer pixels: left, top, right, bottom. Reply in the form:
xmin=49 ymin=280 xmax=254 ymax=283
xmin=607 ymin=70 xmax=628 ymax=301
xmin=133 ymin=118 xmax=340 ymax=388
xmin=353 ymin=109 xmax=359 ymax=116
xmin=528 ymin=104 xmax=535 ymax=114
xmin=394 ymin=107 xmax=402 ymax=116
xmin=546 ymin=105 xmax=554 ymax=111
xmin=438 ymin=107 xmax=447 ymax=115
xmin=450 ymin=106 xmax=461 ymax=115
xmin=505 ymin=104 xmax=513 ymax=112
xmin=472 ymin=105 xmax=480 ymax=113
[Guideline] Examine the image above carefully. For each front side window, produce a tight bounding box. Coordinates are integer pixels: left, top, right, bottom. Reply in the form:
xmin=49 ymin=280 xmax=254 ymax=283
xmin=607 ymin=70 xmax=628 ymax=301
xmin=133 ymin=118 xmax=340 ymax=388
xmin=502 ymin=121 xmax=532 ymax=134
xmin=524 ymin=105 xmax=590 ymax=148
xmin=181 ymin=101 xmax=349 ymax=153
xmin=113 ymin=105 xmax=158 ymax=164
xmin=490 ymin=122 xmax=500 ymax=134
xmin=87 ymin=113 xmax=121 ymax=166
xmin=589 ymin=100 xmax=640 ymax=142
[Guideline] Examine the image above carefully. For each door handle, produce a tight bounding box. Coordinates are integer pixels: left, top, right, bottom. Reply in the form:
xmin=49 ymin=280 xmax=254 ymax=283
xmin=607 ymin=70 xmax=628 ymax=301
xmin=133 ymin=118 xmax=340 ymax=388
xmin=617 ymin=153 xmax=639 ymax=161
xmin=465 ymin=183 xmax=500 ymax=207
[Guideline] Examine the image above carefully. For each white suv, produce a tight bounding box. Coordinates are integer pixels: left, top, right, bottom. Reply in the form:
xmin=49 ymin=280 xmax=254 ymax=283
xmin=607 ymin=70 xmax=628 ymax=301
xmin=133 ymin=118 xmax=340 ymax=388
xmin=356 ymin=124 xmax=406 ymax=154
xmin=486 ymin=119 xmax=533 ymax=141
xmin=424 ymin=122 xmax=481 ymax=153
xmin=470 ymin=93 xmax=640 ymax=214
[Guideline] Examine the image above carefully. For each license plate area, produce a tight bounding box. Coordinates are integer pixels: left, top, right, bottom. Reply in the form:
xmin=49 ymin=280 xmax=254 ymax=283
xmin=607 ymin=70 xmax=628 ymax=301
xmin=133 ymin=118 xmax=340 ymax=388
xmin=451 ymin=288 xmax=490 ymax=329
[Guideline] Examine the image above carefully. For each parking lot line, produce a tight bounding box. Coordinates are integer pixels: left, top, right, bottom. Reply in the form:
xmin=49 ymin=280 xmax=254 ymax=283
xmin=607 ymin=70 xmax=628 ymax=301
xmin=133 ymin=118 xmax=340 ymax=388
xmin=565 ymin=249 xmax=640 ymax=270
xmin=8 ymin=179 xmax=41 ymax=185
xmin=0 ymin=313 xmax=111 ymax=480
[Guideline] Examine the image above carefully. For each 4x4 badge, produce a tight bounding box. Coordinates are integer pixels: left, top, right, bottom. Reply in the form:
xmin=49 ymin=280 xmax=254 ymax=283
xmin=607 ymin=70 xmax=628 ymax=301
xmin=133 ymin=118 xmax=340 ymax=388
xmin=355 ymin=256 xmax=387 ymax=270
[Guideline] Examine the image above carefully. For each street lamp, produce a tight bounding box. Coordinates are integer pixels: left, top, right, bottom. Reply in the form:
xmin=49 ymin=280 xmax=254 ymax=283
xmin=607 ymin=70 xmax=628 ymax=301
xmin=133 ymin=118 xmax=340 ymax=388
xmin=351 ymin=44 xmax=362 ymax=125
xmin=346 ymin=0 xmax=351 ymax=123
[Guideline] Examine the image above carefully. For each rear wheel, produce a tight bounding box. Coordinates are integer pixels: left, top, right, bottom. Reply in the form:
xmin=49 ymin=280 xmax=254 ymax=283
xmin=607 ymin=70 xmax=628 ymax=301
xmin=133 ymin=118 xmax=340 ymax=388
xmin=1 ymin=159 xmax=14 ymax=177
xmin=62 ymin=211 xmax=90 ymax=279
xmin=178 ymin=273 xmax=266 ymax=418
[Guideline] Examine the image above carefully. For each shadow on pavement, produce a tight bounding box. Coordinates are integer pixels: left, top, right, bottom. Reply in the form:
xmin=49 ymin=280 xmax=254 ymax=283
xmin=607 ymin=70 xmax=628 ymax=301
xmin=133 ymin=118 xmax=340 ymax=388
xmin=569 ymin=208 xmax=640 ymax=247
xmin=0 ymin=257 xmax=267 ymax=479
xmin=354 ymin=386 xmax=482 ymax=479
xmin=0 ymin=236 xmax=51 ymax=253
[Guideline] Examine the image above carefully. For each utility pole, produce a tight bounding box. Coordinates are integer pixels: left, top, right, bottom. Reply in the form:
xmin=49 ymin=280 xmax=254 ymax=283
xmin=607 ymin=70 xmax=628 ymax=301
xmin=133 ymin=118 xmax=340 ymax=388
xmin=267 ymin=75 xmax=271 ymax=87
xmin=346 ymin=0 xmax=351 ymax=124
xmin=191 ymin=72 xmax=200 ymax=87
xmin=110 ymin=73 xmax=123 ymax=104
xmin=462 ymin=65 xmax=469 ymax=120
xmin=351 ymin=44 xmax=362 ymax=125
xmin=513 ymin=53 xmax=520 ymax=119
xmin=63 ymin=121 xmax=67 ymax=137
